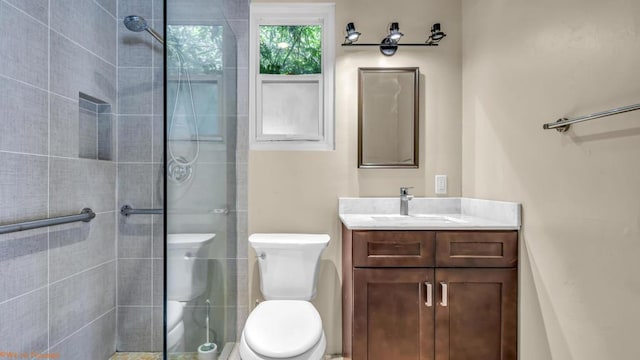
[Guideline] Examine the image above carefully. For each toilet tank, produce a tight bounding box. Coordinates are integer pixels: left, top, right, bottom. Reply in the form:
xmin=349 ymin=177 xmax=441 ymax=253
xmin=250 ymin=233 xmax=330 ymax=301
xmin=167 ymin=233 xmax=215 ymax=301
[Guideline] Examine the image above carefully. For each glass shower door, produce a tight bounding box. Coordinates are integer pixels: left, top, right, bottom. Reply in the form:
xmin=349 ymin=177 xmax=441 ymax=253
xmin=165 ymin=1 xmax=238 ymax=358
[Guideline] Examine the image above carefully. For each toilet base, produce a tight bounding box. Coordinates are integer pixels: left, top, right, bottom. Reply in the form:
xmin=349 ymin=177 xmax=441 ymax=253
xmin=239 ymin=331 xmax=326 ymax=360
xmin=167 ymin=320 xmax=184 ymax=352
xmin=167 ymin=301 xmax=186 ymax=352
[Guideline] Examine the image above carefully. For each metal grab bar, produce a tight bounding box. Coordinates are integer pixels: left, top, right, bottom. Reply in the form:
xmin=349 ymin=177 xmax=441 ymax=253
xmin=170 ymin=208 xmax=229 ymax=215
xmin=120 ymin=205 xmax=230 ymax=216
xmin=120 ymin=205 xmax=163 ymax=216
xmin=543 ymin=102 xmax=640 ymax=132
xmin=0 ymin=208 xmax=96 ymax=235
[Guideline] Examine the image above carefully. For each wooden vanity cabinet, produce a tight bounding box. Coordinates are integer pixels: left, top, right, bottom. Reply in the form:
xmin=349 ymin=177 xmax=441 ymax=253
xmin=434 ymin=268 xmax=517 ymax=360
xmin=342 ymin=227 xmax=518 ymax=360
xmin=353 ymin=268 xmax=435 ymax=360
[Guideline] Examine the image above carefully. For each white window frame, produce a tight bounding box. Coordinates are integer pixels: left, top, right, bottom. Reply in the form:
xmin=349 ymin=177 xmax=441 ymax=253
xmin=249 ymin=3 xmax=335 ymax=151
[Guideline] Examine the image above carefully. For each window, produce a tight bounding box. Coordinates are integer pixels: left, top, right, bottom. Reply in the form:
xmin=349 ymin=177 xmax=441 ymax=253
xmin=259 ymin=25 xmax=322 ymax=75
xmin=250 ymin=3 xmax=335 ymax=150
xmin=167 ymin=24 xmax=224 ymax=141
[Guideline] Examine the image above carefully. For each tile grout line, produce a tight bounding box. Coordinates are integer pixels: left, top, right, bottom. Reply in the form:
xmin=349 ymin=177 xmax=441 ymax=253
xmin=0 ymin=149 xmax=131 ymax=162
xmin=49 ymin=308 xmax=115 ymax=352
xmin=93 ymin=0 xmax=116 ymax=21
xmin=117 ymin=66 xmax=163 ymax=69
xmin=150 ymin=21 xmax=155 ymax=347
xmin=0 ymin=73 xmax=48 ymax=97
xmin=0 ymin=73 xmax=126 ymax=107
xmin=0 ymin=0 xmax=47 ymax=27
xmin=47 ymin=0 xmax=51 ymax=352
xmin=115 ymin=0 xmax=120 ymax=351
xmin=48 ymin=28 xmax=117 ymax=69
xmin=96 ymin=105 xmax=100 ymax=160
xmin=118 ymin=114 xmax=158 ymax=116
xmin=48 ymin=259 xmax=116 ymax=287
xmin=94 ymin=210 xmax=118 ymax=215
xmin=151 ymin=12 xmax=163 ymax=342
xmin=0 ymin=284 xmax=49 ymax=306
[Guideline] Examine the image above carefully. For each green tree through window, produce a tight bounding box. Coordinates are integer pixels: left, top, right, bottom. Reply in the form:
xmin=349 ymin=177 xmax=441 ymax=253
xmin=167 ymin=25 xmax=223 ymax=75
xmin=259 ymin=25 xmax=322 ymax=75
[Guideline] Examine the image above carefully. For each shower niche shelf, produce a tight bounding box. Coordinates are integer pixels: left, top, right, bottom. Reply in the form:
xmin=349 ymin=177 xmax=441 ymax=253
xmin=79 ymin=92 xmax=113 ymax=161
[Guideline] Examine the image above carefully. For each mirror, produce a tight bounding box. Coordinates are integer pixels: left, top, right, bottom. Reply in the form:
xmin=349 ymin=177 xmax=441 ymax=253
xmin=358 ymin=67 xmax=419 ymax=168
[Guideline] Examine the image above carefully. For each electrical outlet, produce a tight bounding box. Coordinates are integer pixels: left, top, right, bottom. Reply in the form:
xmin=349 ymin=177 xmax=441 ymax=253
xmin=435 ymin=175 xmax=447 ymax=195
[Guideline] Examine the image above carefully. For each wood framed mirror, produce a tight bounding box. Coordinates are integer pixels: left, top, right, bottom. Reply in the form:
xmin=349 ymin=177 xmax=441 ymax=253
xmin=358 ymin=67 xmax=419 ymax=168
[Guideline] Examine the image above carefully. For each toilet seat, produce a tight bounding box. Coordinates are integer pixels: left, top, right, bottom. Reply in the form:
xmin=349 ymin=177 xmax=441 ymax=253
xmin=241 ymin=300 xmax=325 ymax=359
xmin=240 ymin=331 xmax=326 ymax=360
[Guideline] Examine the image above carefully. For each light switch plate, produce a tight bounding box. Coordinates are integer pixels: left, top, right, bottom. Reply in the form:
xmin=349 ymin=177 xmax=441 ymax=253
xmin=435 ymin=175 xmax=447 ymax=195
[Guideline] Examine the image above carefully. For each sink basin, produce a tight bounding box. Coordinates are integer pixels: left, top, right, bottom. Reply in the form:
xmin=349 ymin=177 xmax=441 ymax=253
xmin=370 ymin=214 xmax=467 ymax=224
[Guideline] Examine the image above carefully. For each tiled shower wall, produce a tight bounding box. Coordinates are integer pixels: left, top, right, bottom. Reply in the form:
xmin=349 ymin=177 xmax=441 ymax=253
xmin=230 ymin=0 xmax=249 ymax=336
xmin=116 ymin=0 xmax=165 ymax=352
xmin=0 ymin=0 xmax=118 ymax=359
xmin=116 ymin=0 xmax=249 ymax=351
xmin=0 ymin=0 xmax=247 ymax=357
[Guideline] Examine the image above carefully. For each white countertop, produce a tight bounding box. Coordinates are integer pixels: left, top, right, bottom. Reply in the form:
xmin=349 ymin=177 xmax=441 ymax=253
xmin=339 ymin=197 xmax=521 ymax=230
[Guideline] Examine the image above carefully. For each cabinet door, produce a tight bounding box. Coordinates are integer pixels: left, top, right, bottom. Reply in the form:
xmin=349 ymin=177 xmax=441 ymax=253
xmin=353 ymin=268 xmax=435 ymax=360
xmin=435 ymin=269 xmax=517 ymax=360
xmin=435 ymin=231 xmax=518 ymax=268
xmin=353 ymin=231 xmax=435 ymax=267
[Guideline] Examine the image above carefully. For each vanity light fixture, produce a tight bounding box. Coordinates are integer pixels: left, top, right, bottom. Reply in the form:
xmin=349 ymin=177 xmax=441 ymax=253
xmin=379 ymin=37 xmax=399 ymax=56
xmin=342 ymin=21 xmax=446 ymax=56
xmin=388 ymin=22 xmax=403 ymax=41
xmin=345 ymin=22 xmax=361 ymax=43
xmin=425 ymin=23 xmax=446 ymax=45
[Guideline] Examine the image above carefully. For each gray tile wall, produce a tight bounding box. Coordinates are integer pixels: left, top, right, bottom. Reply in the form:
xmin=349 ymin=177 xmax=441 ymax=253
xmin=229 ymin=1 xmax=250 ymax=339
xmin=49 ymin=310 xmax=117 ymax=360
xmin=116 ymin=0 xmax=164 ymax=351
xmin=1 ymin=0 xmax=249 ymax=355
xmin=115 ymin=0 xmax=248 ymax=352
xmin=0 ymin=1 xmax=117 ymax=360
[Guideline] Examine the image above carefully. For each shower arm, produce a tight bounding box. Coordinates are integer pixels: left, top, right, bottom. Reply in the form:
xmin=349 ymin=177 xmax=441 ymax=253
xmin=146 ymin=28 xmax=164 ymax=45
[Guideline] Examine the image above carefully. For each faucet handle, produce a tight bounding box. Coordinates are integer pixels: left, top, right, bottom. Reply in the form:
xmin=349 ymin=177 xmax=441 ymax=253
xmin=400 ymin=187 xmax=414 ymax=195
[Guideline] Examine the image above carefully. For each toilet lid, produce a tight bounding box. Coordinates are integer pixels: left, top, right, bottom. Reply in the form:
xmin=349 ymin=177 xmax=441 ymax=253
xmin=244 ymin=300 xmax=323 ymax=358
xmin=167 ymin=301 xmax=184 ymax=331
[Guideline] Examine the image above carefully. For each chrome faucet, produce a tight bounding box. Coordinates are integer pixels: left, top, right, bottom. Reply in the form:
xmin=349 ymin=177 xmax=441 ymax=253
xmin=400 ymin=187 xmax=414 ymax=215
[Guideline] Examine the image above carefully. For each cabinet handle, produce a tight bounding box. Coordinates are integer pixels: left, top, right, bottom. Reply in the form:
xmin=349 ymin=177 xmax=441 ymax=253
xmin=440 ymin=282 xmax=448 ymax=307
xmin=424 ymin=282 xmax=433 ymax=307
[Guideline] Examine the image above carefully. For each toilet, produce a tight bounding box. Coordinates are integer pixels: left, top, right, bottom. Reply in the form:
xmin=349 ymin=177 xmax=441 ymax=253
xmin=240 ymin=233 xmax=330 ymax=360
xmin=166 ymin=233 xmax=215 ymax=352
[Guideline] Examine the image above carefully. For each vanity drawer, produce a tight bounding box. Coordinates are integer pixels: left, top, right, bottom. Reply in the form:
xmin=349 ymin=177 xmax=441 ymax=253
xmin=435 ymin=231 xmax=518 ymax=267
xmin=353 ymin=231 xmax=435 ymax=267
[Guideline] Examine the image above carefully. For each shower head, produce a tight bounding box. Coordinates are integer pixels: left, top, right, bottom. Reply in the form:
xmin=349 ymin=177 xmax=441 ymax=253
xmin=123 ymin=15 xmax=164 ymax=44
xmin=124 ymin=15 xmax=148 ymax=32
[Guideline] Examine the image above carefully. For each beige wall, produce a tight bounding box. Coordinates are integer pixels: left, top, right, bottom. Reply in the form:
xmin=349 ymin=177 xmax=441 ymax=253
xmin=462 ymin=0 xmax=640 ymax=359
xmin=248 ymin=0 xmax=462 ymax=354
xmin=248 ymin=0 xmax=640 ymax=357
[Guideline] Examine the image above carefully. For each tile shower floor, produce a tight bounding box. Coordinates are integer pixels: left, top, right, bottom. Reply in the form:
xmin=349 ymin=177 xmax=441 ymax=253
xmin=110 ymin=353 xmax=345 ymax=360
xmin=109 ymin=353 xmax=209 ymax=360
xmin=110 ymin=354 xmax=162 ymax=360
xmin=110 ymin=354 xmax=207 ymax=360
